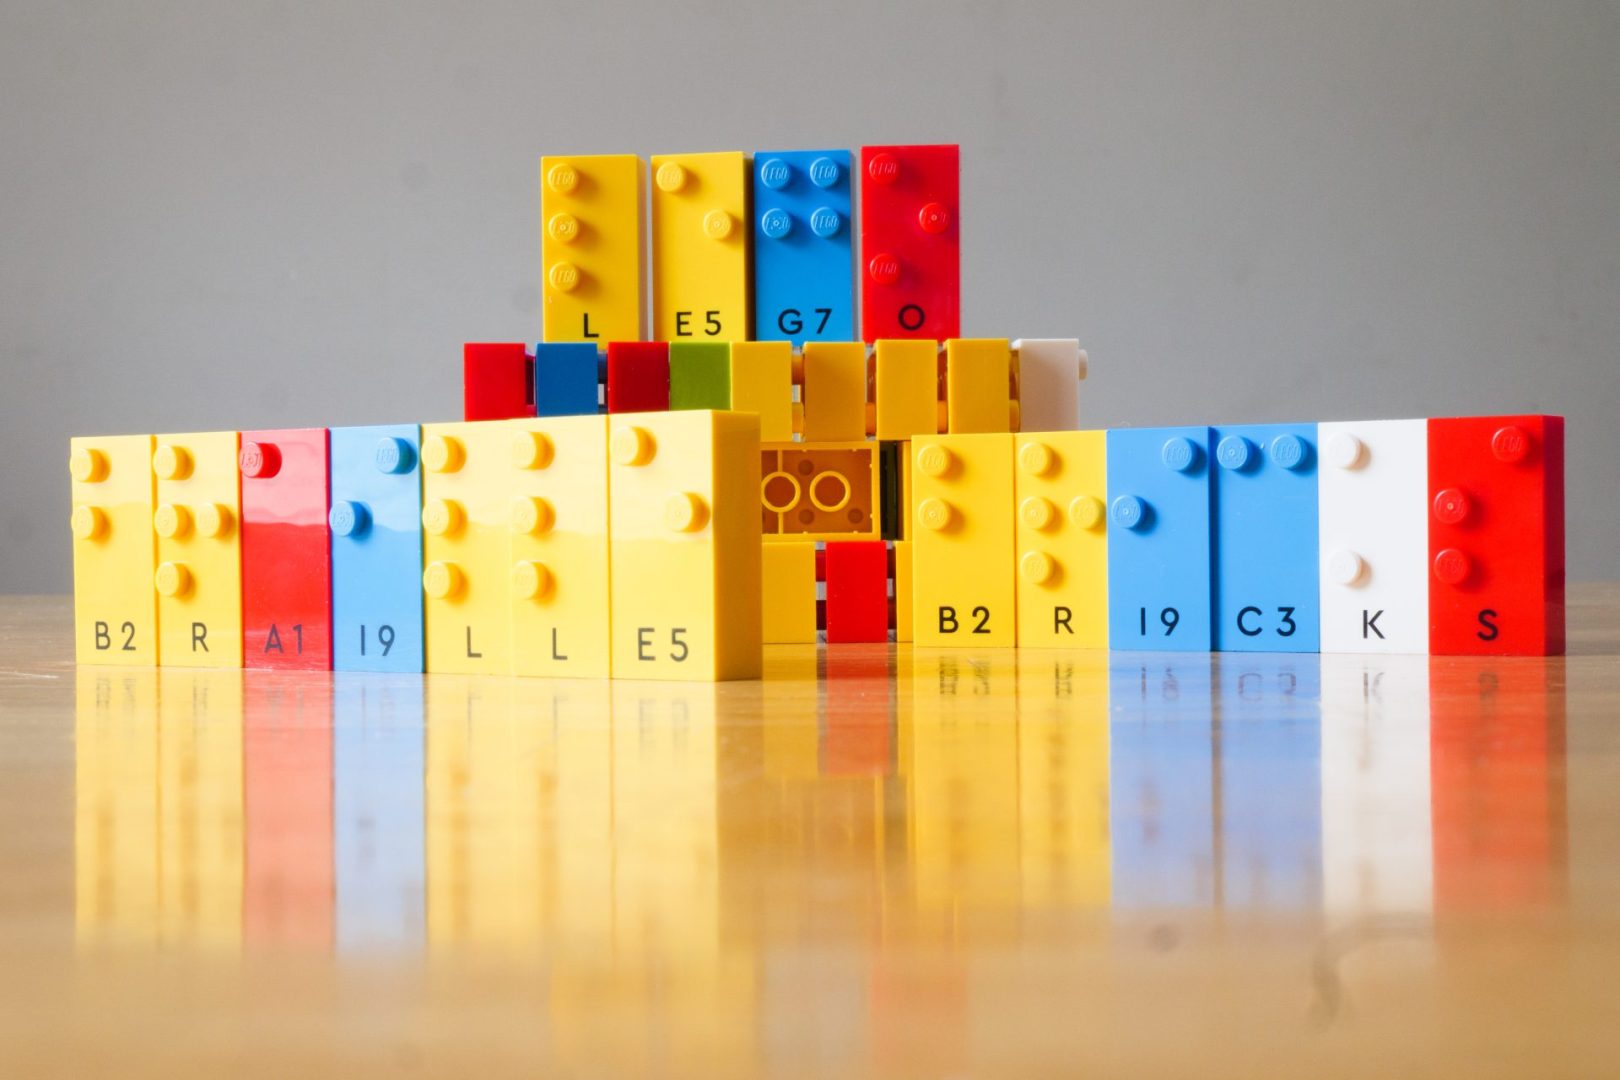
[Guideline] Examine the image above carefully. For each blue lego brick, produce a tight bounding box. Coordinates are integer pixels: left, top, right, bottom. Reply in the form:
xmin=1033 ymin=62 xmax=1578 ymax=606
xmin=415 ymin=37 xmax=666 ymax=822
xmin=329 ymin=424 xmax=425 ymax=672
xmin=1211 ymin=422 xmax=1320 ymax=652
xmin=1105 ymin=426 xmax=1214 ymax=651
xmin=534 ymin=342 xmax=602 ymax=417
xmin=752 ymin=150 xmax=854 ymax=345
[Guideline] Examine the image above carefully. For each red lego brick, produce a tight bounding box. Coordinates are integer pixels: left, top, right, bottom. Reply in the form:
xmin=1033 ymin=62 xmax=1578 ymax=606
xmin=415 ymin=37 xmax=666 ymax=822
xmin=240 ymin=427 xmax=332 ymax=670
xmin=859 ymin=145 xmax=959 ymax=343
xmin=825 ymin=540 xmax=890 ymax=643
xmin=463 ymin=342 xmax=535 ymax=421
xmin=1427 ymin=414 xmax=1565 ymax=655
xmin=605 ymin=341 xmax=671 ymax=413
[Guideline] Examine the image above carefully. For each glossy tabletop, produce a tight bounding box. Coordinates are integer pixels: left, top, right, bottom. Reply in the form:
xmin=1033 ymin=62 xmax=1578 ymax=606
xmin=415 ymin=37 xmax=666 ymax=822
xmin=2 ymin=589 xmax=1618 ymax=1077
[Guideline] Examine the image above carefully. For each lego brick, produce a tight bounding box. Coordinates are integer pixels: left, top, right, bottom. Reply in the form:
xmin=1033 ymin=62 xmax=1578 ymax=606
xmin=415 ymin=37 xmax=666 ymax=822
xmin=541 ymin=154 xmax=645 ymax=343
xmin=605 ymin=340 xmax=670 ymax=413
xmin=729 ymin=341 xmax=793 ymax=442
xmin=668 ymin=341 xmax=731 ymax=411
xmin=1427 ymin=415 xmax=1565 ymax=655
xmin=874 ymin=339 xmax=939 ymax=441
xmin=329 ymin=425 xmax=425 ymax=673
xmin=608 ymin=410 xmax=762 ymax=680
xmin=825 ymin=540 xmax=889 ymax=643
xmin=508 ymin=414 xmax=611 ymax=678
xmin=1316 ymin=420 xmax=1429 ymax=653
xmin=534 ymin=342 xmax=602 ymax=417
xmin=650 ymin=151 xmax=750 ymax=341
xmin=859 ymin=144 xmax=959 ymax=342
xmin=893 ymin=539 xmax=913 ymax=642
xmin=752 ymin=149 xmax=854 ymax=345
xmin=1013 ymin=430 xmax=1108 ymax=648
xmin=154 ymin=431 xmax=243 ymax=667
xmin=70 ymin=434 xmax=158 ymax=665
xmin=944 ymin=338 xmax=1012 ymax=434
xmin=420 ymin=421 xmax=513 ymax=674
xmin=463 ymin=343 xmax=535 ymax=421
xmin=1211 ymin=423 xmax=1320 ymax=652
xmin=240 ymin=428 xmax=332 ymax=670
xmin=762 ymin=541 xmax=817 ymax=644
xmin=1012 ymin=339 xmax=1086 ymax=433
xmin=801 ymin=341 xmax=868 ymax=442
xmin=761 ymin=441 xmax=881 ymax=541
xmin=911 ymin=433 xmax=1016 ymax=647
xmin=1105 ymin=427 xmax=1213 ymax=651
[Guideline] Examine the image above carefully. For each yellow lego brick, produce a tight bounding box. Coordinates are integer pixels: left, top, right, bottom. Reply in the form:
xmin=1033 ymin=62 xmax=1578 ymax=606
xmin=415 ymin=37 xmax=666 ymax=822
xmin=71 ymin=434 xmax=157 ymax=665
xmin=1014 ymin=430 xmax=1109 ymax=648
xmin=421 ymin=421 xmax=514 ymax=674
xmin=761 ymin=541 xmax=817 ymax=644
xmin=801 ymin=341 xmax=868 ymax=442
xmin=508 ymin=415 xmax=611 ymax=678
xmin=650 ymin=151 xmax=750 ymax=342
xmin=893 ymin=539 xmax=913 ymax=642
xmin=874 ymin=339 xmax=939 ymax=440
xmin=945 ymin=338 xmax=1012 ymax=434
xmin=760 ymin=440 xmax=881 ymax=541
xmin=608 ymin=410 xmax=762 ymax=680
xmin=153 ymin=431 xmax=242 ymax=667
xmin=911 ymin=433 xmax=1015 ymax=647
xmin=542 ymin=154 xmax=646 ymax=343
xmin=728 ymin=341 xmax=793 ymax=442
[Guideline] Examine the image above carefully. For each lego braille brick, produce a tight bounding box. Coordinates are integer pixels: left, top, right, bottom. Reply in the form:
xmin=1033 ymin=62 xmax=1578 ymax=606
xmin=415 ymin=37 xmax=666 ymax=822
xmin=944 ymin=339 xmax=1012 ymax=434
xmin=608 ymin=410 xmax=762 ymax=680
xmin=508 ymin=415 xmax=611 ymax=678
xmin=541 ymin=154 xmax=645 ymax=343
xmin=1013 ymin=430 xmax=1108 ymax=648
xmin=650 ymin=151 xmax=750 ymax=341
xmin=752 ymin=149 xmax=853 ymax=345
xmin=330 ymin=425 xmax=424 ymax=673
xmin=1105 ymin=427 xmax=1213 ymax=652
xmin=534 ymin=342 xmax=602 ymax=417
xmin=463 ymin=343 xmax=535 ymax=421
xmin=1211 ymin=423 xmax=1320 ymax=653
xmin=729 ymin=341 xmax=794 ymax=442
xmin=668 ymin=341 xmax=731 ymax=411
xmin=154 ymin=431 xmax=243 ymax=667
xmin=801 ymin=341 xmax=868 ymax=442
xmin=911 ymin=433 xmax=1015 ymax=647
xmin=1317 ymin=420 xmax=1429 ymax=653
xmin=760 ymin=441 xmax=881 ymax=541
xmin=1427 ymin=415 xmax=1565 ymax=655
xmin=420 ymin=421 xmax=513 ymax=674
xmin=240 ymin=428 xmax=332 ymax=670
xmin=1012 ymin=339 xmax=1087 ymax=433
xmin=874 ymin=339 xmax=939 ymax=441
xmin=859 ymin=144 xmax=959 ymax=343
xmin=893 ymin=539 xmax=913 ymax=642
xmin=605 ymin=340 xmax=670 ymax=413
xmin=825 ymin=540 xmax=890 ymax=643
xmin=70 ymin=434 xmax=157 ymax=665
xmin=762 ymin=541 xmax=817 ymax=644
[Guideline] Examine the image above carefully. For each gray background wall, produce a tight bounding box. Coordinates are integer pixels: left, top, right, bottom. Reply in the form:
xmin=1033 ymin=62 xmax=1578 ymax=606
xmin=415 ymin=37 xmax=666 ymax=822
xmin=3 ymin=0 xmax=1616 ymax=591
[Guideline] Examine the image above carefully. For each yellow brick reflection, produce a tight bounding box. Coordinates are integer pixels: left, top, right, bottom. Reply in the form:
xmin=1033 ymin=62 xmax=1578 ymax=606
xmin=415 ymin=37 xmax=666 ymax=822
xmin=75 ymin=668 xmax=160 ymax=945
xmin=158 ymin=669 xmax=244 ymax=949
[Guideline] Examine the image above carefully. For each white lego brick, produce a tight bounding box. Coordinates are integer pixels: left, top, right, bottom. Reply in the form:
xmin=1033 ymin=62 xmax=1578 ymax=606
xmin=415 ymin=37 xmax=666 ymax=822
xmin=1013 ymin=338 xmax=1085 ymax=433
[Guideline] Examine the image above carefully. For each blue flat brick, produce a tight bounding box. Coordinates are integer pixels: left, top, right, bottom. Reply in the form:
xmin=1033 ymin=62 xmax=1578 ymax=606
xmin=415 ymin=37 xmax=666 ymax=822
xmin=1211 ymin=422 xmax=1320 ymax=652
xmin=752 ymin=150 xmax=854 ymax=345
xmin=329 ymin=424 xmax=424 ymax=672
xmin=534 ymin=342 xmax=602 ymax=417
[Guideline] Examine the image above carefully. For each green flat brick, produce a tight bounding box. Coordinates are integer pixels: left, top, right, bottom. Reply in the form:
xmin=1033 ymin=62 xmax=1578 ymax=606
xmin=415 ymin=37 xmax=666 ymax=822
xmin=668 ymin=342 xmax=732 ymax=410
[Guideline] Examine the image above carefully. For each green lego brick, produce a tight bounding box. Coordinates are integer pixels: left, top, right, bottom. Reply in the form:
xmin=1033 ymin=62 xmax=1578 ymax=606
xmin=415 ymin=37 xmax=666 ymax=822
xmin=668 ymin=341 xmax=732 ymax=410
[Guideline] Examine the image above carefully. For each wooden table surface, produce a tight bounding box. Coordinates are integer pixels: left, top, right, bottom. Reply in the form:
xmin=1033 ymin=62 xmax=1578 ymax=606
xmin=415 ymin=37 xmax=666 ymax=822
xmin=1 ymin=589 xmax=1617 ymax=1078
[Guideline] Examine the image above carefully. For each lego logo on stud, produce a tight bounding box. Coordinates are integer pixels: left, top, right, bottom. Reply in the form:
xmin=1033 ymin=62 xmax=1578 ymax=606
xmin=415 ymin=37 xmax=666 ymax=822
xmin=548 ymin=261 xmax=581 ymax=292
xmin=547 ymin=213 xmax=580 ymax=244
xmin=153 ymin=503 xmax=192 ymax=539
xmin=917 ymin=202 xmax=951 ymax=234
xmin=422 ymin=498 xmax=464 ymax=536
xmin=153 ymin=444 xmax=192 ymax=481
xmin=611 ymin=425 xmax=655 ymax=467
xmin=1270 ymin=433 xmax=1308 ymax=470
xmin=809 ymin=156 xmax=840 ymax=188
xmin=71 ymin=505 xmax=107 ymax=541
xmin=1433 ymin=548 xmax=1470 ymax=586
xmin=423 ymin=561 xmax=465 ymax=600
xmin=866 ymin=152 xmax=899 ymax=185
xmin=760 ymin=208 xmax=792 ymax=240
xmin=374 ymin=436 xmax=416 ymax=474
xmin=1491 ymin=425 xmax=1531 ymax=464
xmin=511 ymin=430 xmax=553 ymax=470
xmin=702 ymin=209 xmax=734 ymax=240
xmin=1432 ymin=488 xmax=1470 ymax=525
xmin=238 ymin=441 xmax=280 ymax=479
xmin=510 ymin=496 xmax=553 ymax=536
xmin=1326 ymin=548 xmax=1366 ymax=587
xmin=195 ymin=502 xmax=233 ymax=539
xmin=155 ymin=562 xmax=192 ymax=598
xmin=546 ymin=163 xmax=578 ymax=194
xmin=1020 ymin=496 xmax=1057 ymax=531
xmin=1160 ymin=437 xmax=1200 ymax=473
xmin=1325 ymin=432 xmax=1365 ymax=470
xmin=510 ymin=560 xmax=553 ymax=601
xmin=664 ymin=492 xmax=709 ymax=533
xmin=917 ymin=496 xmax=954 ymax=532
xmin=1111 ymin=495 xmax=1148 ymax=530
xmin=916 ymin=443 xmax=955 ymax=478
xmin=69 ymin=447 xmax=108 ymax=484
xmin=809 ymin=207 xmax=841 ymax=238
xmin=655 ymin=162 xmax=687 ymax=192
xmin=1069 ymin=495 xmax=1106 ymax=531
xmin=422 ymin=434 xmax=465 ymax=473
xmin=760 ymin=158 xmax=791 ymax=190
xmin=1018 ymin=441 xmax=1056 ymax=477
xmin=867 ymin=254 xmax=900 ymax=285
xmin=1216 ymin=436 xmax=1253 ymax=471
xmin=329 ymin=500 xmax=370 ymax=538
xmin=1020 ymin=550 xmax=1056 ymax=585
